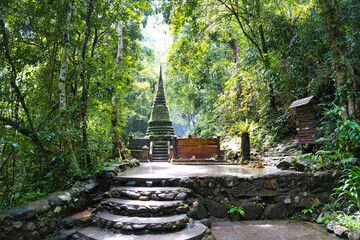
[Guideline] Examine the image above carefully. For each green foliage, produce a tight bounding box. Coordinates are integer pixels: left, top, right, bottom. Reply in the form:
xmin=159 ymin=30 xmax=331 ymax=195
xmin=227 ymin=205 xmax=245 ymax=220
xmin=231 ymin=119 xmax=255 ymax=135
xmin=254 ymin=201 xmax=265 ymax=209
xmin=307 ymin=106 xmax=360 ymax=169
xmin=335 ymin=166 xmax=360 ymax=210
xmin=317 ymin=211 xmax=360 ymax=232
xmin=301 ymin=199 xmax=320 ymax=215
xmin=0 ymin=0 xmax=151 ymax=211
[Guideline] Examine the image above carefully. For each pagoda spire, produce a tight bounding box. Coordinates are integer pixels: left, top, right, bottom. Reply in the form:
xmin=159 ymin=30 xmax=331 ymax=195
xmin=146 ymin=67 xmax=175 ymax=138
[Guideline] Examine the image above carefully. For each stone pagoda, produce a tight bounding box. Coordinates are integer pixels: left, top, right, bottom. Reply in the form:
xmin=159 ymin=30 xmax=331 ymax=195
xmin=145 ymin=67 xmax=175 ymax=161
xmin=146 ymin=67 xmax=175 ymax=139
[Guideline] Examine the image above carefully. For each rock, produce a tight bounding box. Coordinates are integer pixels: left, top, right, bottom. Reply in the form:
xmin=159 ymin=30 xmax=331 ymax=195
xmin=158 ymin=193 xmax=175 ymax=200
xmin=137 ymin=207 xmax=149 ymax=215
xmin=283 ymin=196 xmax=291 ymax=204
xmin=114 ymin=222 xmax=123 ymax=229
xmin=91 ymin=194 xmax=103 ymax=203
xmin=122 ymin=225 xmax=133 ymax=231
xmin=29 ymin=231 xmax=41 ymax=240
xmin=165 ymin=222 xmax=173 ymax=230
xmin=294 ymin=160 xmax=311 ymax=171
xmin=151 ymin=224 xmax=164 ymax=231
xmin=150 ymin=206 xmax=161 ymax=214
xmin=326 ymin=220 xmax=337 ymax=232
xmin=133 ymin=224 xmax=147 ymax=230
xmin=122 ymin=191 xmax=140 ymax=199
xmin=126 ymin=181 xmax=137 ymax=186
xmin=277 ymin=161 xmax=291 ymax=170
xmin=263 ymin=179 xmax=277 ymax=189
xmin=141 ymin=191 xmax=151 ymax=196
xmin=200 ymin=218 xmax=211 ymax=228
xmin=280 ymin=143 xmax=300 ymax=152
xmin=163 ymin=206 xmax=175 ymax=215
xmin=263 ymin=204 xmax=288 ymax=219
xmin=146 ymin=181 xmax=153 ymax=187
xmin=4 ymin=206 xmax=36 ymax=220
xmin=240 ymin=201 xmax=263 ymax=220
xmin=206 ymin=200 xmax=228 ymax=218
xmin=111 ymin=191 xmax=121 ymax=198
xmin=175 ymin=193 xmax=187 ymax=200
xmin=58 ymin=192 xmax=72 ymax=202
xmin=139 ymin=196 xmax=150 ymax=201
xmin=188 ymin=198 xmax=208 ymax=220
xmin=176 ymin=206 xmax=187 ymax=214
xmin=334 ymin=225 xmax=350 ymax=238
xmin=23 ymin=221 xmax=37 ymax=231
xmin=59 ymin=228 xmax=77 ymax=240
xmin=63 ymin=217 xmax=81 ymax=229
xmin=349 ymin=231 xmax=360 ymax=240
xmin=0 ymin=214 xmax=13 ymax=225
xmin=126 ymin=206 xmax=136 ymax=215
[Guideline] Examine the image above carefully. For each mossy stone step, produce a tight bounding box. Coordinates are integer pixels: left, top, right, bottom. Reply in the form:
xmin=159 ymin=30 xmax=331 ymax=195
xmin=78 ymin=224 xmax=207 ymax=240
xmin=107 ymin=198 xmax=182 ymax=207
xmin=108 ymin=186 xmax=189 ymax=201
xmin=113 ymin=177 xmax=182 ymax=187
xmin=97 ymin=199 xmax=184 ymax=217
xmin=97 ymin=212 xmax=188 ymax=232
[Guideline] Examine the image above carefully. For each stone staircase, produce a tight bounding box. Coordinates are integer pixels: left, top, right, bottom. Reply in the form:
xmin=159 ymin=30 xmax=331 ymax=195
xmin=152 ymin=141 xmax=169 ymax=162
xmin=76 ymin=177 xmax=210 ymax=240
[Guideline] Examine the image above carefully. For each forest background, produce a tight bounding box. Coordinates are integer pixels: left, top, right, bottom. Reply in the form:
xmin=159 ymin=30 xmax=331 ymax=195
xmin=0 ymin=0 xmax=359 ymax=212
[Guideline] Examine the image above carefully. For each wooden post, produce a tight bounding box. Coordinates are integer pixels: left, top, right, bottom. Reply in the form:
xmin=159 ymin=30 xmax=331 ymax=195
xmin=241 ymin=133 xmax=250 ymax=160
xmin=173 ymin=137 xmax=178 ymax=158
xmin=216 ymin=136 xmax=221 ymax=158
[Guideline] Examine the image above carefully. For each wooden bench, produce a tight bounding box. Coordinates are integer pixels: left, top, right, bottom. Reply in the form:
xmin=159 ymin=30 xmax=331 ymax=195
xmin=173 ymin=136 xmax=221 ymax=159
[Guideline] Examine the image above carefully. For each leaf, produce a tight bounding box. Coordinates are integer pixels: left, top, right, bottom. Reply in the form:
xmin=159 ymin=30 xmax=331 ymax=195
xmin=12 ymin=142 xmax=19 ymax=148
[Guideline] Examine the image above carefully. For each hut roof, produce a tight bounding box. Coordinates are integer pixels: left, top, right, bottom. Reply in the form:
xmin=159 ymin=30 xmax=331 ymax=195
xmin=289 ymin=96 xmax=317 ymax=109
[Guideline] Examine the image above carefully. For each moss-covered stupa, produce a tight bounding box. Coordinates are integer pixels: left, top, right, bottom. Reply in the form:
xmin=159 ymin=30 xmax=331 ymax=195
xmin=146 ymin=67 xmax=175 ymax=139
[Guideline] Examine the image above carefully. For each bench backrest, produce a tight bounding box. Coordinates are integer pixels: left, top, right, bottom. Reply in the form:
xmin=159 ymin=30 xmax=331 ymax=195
xmin=173 ymin=137 xmax=220 ymax=159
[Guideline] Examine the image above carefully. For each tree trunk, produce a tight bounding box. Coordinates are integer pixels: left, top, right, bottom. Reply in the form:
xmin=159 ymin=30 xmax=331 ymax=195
xmin=78 ymin=0 xmax=95 ymax=168
xmin=111 ymin=21 xmax=124 ymax=159
xmin=0 ymin=15 xmax=48 ymax=160
xmin=255 ymin=0 xmax=277 ymax=109
xmin=59 ymin=1 xmax=80 ymax=172
xmin=234 ymin=36 xmax=241 ymax=68
xmin=321 ymin=0 xmax=358 ymax=120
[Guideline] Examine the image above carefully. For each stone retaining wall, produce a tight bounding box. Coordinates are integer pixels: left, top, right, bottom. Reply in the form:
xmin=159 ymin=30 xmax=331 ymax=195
xmin=0 ymin=160 xmax=139 ymax=240
xmin=182 ymin=171 xmax=341 ymax=220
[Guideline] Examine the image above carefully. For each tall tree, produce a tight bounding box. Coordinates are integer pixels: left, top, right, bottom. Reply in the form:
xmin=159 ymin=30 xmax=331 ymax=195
xmin=59 ymin=0 xmax=80 ymax=172
xmin=78 ymin=0 xmax=95 ymax=167
xmin=111 ymin=21 xmax=124 ymax=159
xmin=320 ymin=0 xmax=359 ymax=119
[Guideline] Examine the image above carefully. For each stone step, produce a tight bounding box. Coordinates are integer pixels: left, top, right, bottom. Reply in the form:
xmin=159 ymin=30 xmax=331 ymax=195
xmin=113 ymin=177 xmax=182 ymax=187
xmin=152 ymin=157 xmax=168 ymax=160
xmin=152 ymin=159 xmax=169 ymax=162
xmin=96 ymin=212 xmax=188 ymax=233
xmin=78 ymin=224 xmax=207 ymax=240
xmin=109 ymin=186 xmax=189 ymax=201
xmin=153 ymin=147 xmax=167 ymax=150
xmin=153 ymin=154 xmax=168 ymax=158
xmin=97 ymin=199 xmax=186 ymax=217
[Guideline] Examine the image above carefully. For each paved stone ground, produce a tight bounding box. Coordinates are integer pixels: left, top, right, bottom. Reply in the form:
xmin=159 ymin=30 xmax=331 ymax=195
xmin=211 ymin=220 xmax=340 ymax=240
xmin=119 ymin=162 xmax=296 ymax=178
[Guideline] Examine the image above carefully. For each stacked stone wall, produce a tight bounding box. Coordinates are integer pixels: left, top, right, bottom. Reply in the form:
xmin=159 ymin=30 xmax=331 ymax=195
xmin=0 ymin=160 xmax=139 ymax=240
